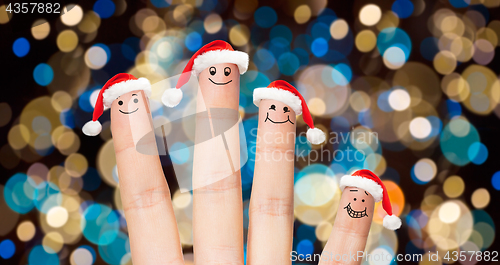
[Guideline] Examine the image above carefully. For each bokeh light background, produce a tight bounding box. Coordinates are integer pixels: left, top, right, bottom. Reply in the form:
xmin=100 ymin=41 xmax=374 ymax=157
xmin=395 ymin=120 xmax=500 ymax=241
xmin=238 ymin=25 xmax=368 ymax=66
xmin=1 ymin=0 xmax=500 ymax=264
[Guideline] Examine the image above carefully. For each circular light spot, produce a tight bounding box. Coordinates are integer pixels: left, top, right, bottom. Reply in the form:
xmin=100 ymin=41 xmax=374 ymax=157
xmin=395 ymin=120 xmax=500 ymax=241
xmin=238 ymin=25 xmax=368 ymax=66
xmin=13 ymin=37 xmax=30 ymax=57
xmin=383 ymin=46 xmax=407 ymax=69
xmin=467 ymin=142 xmax=488 ymax=165
xmin=85 ymin=46 xmax=108 ymax=70
xmin=349 ymin=91 xmax=371 ymax=112
xmin=330 ymin=19 xmax=349 ymax=40
xmin=388 ymin=88 xmax=410 ymax=111
xmin=204 ymin=13 xmax=222 ymax=34
xmin=229 ymin=24 xmax=250 ymax=46
xmin=42 ymin=232 xmax=64 ymax=253
xmin=65 ymin=153 xmax=88 ymax=177
xmin=311 ymin=38 xmax=328 ymax=57
xmin=254 ymin=6 xmax=277 ymax=28
xmin=61 ymin=5 xmax=83 ymax=26
xmin=0 ymin=5 xmax=12 ymax=24
xmin=439 ymin=201 xmax=461 ymax=223
xmin=308 ymin=98 xmax=326 ymax=116
xmin=433 ymin=51 xmax=457 ymax=75
xmin=492 ymin=171 xmax=500 ymax=190
xmin=57 ymin=30 xmax=78 ymax=52
xmin=17 ymin=221 xmax=36 ymax=242
xmin=47 ymin=206 xmax=69 ymax=228
xmin=413 ymin=158 xmax=437 ymax=183
xmin=443 ymin=176 xmax=465 ymax=198
xmin=355 ymin=30 xmax=377 ymax=52
xmin=0 ymin=239 xmax=15 ymax=259
xmin=32 ymin=19 xmax=50 ymax=40
xmin=51 ymin=91 xmax=72 ymax=112
xmin=81 ymin=203 xmax=119 ymax=245
xmin=29 ymin=245 xmax=59 ymax=264
xmin=185 ymin=31 xmax=202 ymax=52
xmin=295 ymin=173 xmax=337 ymax=207
xmin=70 ymin=247 xmax=94 ymax=265
xmin=359 ymin=4 xmax=382 ymax=26
xmin=33 ymin=63 xmax=54 ymax=86
xmin=294 ymin=5 xmax=311 ymax=24
xmin=409 ymin=117 xmax=432 ymax=139
xmin=173 ymin=190 xmax=192 ymax=209
xmin=93 ymin=0 xmax=115 ymax=19
xmin=471 ymin=188 xmax=490 ymax=209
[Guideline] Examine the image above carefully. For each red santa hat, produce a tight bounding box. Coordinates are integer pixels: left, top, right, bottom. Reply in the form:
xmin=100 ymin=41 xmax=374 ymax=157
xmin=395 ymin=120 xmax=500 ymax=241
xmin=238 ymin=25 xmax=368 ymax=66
xmin=162 ymin=40 xmax=249 ymax=107
xmin=253 ymin=80 xmax=326 ymax=145
xmin=82 ymin=73 xmax=151 ymax=136
xmin=340 ymin=169 xmax=402 ymax=230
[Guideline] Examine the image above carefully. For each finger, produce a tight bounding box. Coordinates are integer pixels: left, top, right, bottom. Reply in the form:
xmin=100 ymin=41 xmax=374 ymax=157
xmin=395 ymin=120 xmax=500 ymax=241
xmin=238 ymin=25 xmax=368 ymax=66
xmin=192 ymin=63 xmax=244 ymax=264
xmin=247 ymin=99 xmax=296 ymax=264
xmin=112 ymin=90 xmax=184 ymax=265
xmin=318 ymin=185 xmax=374 ymax=265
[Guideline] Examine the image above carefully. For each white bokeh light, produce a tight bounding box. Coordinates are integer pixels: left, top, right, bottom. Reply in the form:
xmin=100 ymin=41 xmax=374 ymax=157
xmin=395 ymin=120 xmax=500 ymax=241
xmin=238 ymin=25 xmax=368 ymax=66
xmin=388 ymin=88 xmax=411 ymax=111
xmin=409 ymin=117 xmax=432 ymax=139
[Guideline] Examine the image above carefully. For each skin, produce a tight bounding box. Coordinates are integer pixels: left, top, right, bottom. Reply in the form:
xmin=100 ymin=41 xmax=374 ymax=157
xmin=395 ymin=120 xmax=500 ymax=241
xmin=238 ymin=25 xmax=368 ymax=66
xmin=319 ymin=187 xmax=375 ymax=265
xmin=193 ymin=63 xmax=244 ymax=265
xmin=111 ymin=90 xmax=184 ymax=264
xmin=247 ymin=99 xmax=296 ymax=264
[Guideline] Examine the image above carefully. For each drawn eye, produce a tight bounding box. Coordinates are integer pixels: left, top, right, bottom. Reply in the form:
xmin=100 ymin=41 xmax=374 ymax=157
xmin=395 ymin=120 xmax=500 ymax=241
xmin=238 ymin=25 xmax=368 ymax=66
xmin=118 ymin=100 xmax=123 ymax=105
xmin=224 ymin=67 xmax=231 ymax=76
xmin=209 ymin=67 xmax=216 ymax=76
xmin=362 ymin=199 xmax=365 ymax=202
xmin=354 ymin=198 xmax=357 ymax=201
xmin=134 ymin=98 xmax=138 ymax=103
xmin=269 ymin=104 xmax=276 ymax=111
xmin=283 ymin=106 xmax=290 ymax=113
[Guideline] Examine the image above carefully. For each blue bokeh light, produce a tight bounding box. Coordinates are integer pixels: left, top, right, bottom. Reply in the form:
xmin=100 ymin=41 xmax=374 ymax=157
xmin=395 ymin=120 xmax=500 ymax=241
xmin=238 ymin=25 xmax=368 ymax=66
xmin=93 ymin=0 xmax=115 ymax=19
xmin=28 ymin=246 xmax=59 ymax=265
xmin=377 ymin=27 xmax=412 ymax=60
xmin=13 ymin=37 xmax=30 ymax=57
xmin=0 ymin=239 xmax=15 ymax=259
xmin=492 ymin=171 xmax=500 ymax=190
xmin=253 ymin=48 xmax=275 ymax=71
xmin=468 ymin=142 xmax=488 ymax=165
xmin=4 ymin=173 xmax=35 ymax=214
xmin=420 ymin=37 xmax=439 ymax=61
xmin=185 ymin=32 xmax=202 ymax=51
xmin=296 ymin=239 xmax=314 ymax=256
xmin=277 ymin=52 xmax=300 ymax=76
xmin=33 ymin=63 xmax=54 ymax=86
xmin=270 ymin=25 xmax=293 ymax=44
xmin=81 ymin=203 xmax=120 ymax=246
xmin=449 ymin=0 xmax=469 ymax=8
xmin=254 ymin=7 xmax=277 ymax=28
xmin=392 ymin=0 xmax=414 ymax=19
xmin=311 ymin=38 xmax=328 ymax=57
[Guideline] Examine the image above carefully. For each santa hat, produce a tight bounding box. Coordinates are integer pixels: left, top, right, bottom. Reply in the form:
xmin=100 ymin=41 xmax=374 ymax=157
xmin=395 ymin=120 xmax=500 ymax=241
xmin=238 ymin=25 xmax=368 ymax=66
xmin=339 ymin=169 xmax=402 ymax=230
xmin=253 ymin=80 xmax=326 ymax=145
xmin=82 ymin=73 xmax=151 ymax=136
xmin=162 ymin=40 xmax=249 ymax=107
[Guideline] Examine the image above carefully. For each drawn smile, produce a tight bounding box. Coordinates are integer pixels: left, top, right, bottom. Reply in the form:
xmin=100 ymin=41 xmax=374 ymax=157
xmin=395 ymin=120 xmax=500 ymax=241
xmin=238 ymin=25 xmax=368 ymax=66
xmin=209 ymin=78 xmax=232 ymax=85
xmin=119 ymin=108 xmax=139 ymax=114
xmin=264 ymin=112 xmax=294 ymax=124
xmin=344 ymin=203 xmax=368 ymax=218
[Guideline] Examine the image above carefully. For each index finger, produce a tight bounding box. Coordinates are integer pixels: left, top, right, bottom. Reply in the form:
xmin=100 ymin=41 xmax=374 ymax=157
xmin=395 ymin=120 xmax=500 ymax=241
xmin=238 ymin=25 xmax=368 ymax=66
xmin=111 ymin=90 xmax=184 ymax=265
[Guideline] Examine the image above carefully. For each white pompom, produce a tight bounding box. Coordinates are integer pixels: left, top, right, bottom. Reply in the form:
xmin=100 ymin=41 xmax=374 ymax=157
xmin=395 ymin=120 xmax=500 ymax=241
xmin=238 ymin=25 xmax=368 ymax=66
xmin=82 ymin=120 xmax=102 ymax=136
xmin=307 ymin=127 xmax=326 ymax=145
xmin=383 ymin=215 xmax=402 ymax=230
xmin=162 ymin=88 xmax=183 ymax=107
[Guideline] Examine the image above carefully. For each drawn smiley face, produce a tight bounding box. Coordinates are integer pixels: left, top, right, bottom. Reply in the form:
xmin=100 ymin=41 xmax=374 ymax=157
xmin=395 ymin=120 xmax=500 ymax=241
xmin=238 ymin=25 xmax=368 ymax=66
xmin=261 ymin=99 xmax=296 ymax=125
xmin=117 ymin=93 xmax=140 ymax=115
xmin=199 ymin=63 xmax=238 ymax=87
xmin=343 ymin=188 xmax=372 ymax=218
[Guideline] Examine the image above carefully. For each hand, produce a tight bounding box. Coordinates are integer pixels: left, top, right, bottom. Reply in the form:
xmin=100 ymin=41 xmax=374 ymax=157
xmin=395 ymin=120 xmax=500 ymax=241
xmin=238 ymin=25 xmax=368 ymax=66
xmin=111 ymin=90 xmax=380 ymax=265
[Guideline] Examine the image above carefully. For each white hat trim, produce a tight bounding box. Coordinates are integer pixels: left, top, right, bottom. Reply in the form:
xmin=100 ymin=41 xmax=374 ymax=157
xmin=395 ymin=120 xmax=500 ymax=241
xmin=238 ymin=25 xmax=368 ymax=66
xmin=102 ymin=78 xmax=152 ymax=108
xmin=253 ymin=87 xmax=303 ymax=115
xmin=192 ymin=49 xmax=249 ymax=76
xmin=340 ymin=175 xmax=383 ymax=202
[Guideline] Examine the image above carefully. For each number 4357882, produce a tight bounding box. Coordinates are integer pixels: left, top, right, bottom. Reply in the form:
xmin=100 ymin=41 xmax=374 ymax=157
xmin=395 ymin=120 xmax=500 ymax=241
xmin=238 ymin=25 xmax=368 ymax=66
xmin=6 ymin=3 xmax=61 ymax=14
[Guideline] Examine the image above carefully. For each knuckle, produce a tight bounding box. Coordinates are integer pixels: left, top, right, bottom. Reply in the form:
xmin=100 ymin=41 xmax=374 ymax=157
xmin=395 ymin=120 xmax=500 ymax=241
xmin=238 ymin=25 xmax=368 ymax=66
xmin=123 ymin=185 xmax=170 ymax=211
xmin=249 ymin=196 xmax=293 ymax=217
